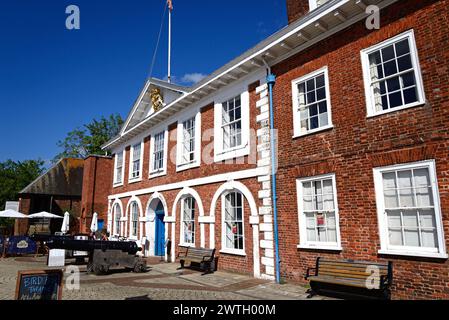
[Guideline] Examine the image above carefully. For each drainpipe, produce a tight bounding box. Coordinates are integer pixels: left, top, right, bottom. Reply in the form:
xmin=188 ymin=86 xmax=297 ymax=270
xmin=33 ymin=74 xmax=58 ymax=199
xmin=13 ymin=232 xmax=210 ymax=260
xmin=265 ymin=71 xmax=281 ymax=284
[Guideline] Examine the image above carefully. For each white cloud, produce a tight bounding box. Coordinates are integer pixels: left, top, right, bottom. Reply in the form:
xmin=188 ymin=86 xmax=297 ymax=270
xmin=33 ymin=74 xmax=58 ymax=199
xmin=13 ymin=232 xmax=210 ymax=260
xmin=181 ymin=73 xmax=207 ymax=84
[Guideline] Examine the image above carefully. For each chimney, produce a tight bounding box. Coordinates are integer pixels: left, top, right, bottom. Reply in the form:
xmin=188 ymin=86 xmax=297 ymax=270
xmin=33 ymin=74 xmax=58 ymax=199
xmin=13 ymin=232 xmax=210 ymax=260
xmin=286 ymin=0 xmax=310 ymax=24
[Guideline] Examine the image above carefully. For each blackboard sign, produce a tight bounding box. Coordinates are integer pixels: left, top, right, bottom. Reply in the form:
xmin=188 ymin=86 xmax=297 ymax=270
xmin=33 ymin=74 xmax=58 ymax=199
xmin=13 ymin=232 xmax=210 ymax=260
xmin=15 ymin=270 xmax=63 ymax=300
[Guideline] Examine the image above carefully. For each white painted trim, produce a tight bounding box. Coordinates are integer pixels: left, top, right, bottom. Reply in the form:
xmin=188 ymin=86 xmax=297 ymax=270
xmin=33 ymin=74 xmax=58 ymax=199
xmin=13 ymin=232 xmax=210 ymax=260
xmin=296 ymin=173 xmax=342 ymax=250
xmin=198 ymin=216 xmax=215 ymax=224
xmin=220 ymin=249 xmax=247 ymax=257
xmin=128 ymin=141 xmax=144 ymax=183
xmin=373 ymin=160 xmax=447 ymax=259
xmin=121 ymin=80 xmax=152 ymax=135
xmin=308 ymin=0 xmax=319 ymax=11
xmin=145 ymin=192 xmax=169 ymax=260
xmin=297 ymin=245 xmax=342 ymax=251
xmin=291 ymin=66 xmax=333 ymax=138
xmin=214 ymin=90 xmax=251 ymax=162
xmin=176 ymin=108 xmax=202 ymax=171
xmin=149 ymin=127 xmax=169 ymax=178
xmin=108 ymin=167 xmax=267 ymax=200
xmin=360 ymin=29 xmax=426 ymax=118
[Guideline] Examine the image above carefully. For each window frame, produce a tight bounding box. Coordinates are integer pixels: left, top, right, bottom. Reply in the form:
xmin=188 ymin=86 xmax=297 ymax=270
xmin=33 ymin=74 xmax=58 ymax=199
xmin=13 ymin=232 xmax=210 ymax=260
xmin=296 ymin=173 xmax=342 ymax=251
xmin=129 ymin=201 xmax=139 ymax=239
xmin=179 ymin=197 xmax=196 ymax=247
xmin=220 ymin=191 xmax=246 ymax=256
xmin=176 ymin=110 xmax=201 ymax=172
xmin=361 ymin=30 xmax=426 ymax=118
xmin=128 ymin=141 xmax=144 ymax=183
xmin=292 ymin=66 xmax=333 ymax=138
xmin=149 ymin=128 xmax=169 ymax=178
xmin=113 ymin=204 xmax=121 ymax=236
xmin=113 ymin=150 xmax=125 ymax=187
xmin=214 ymin=90 xmax=250 ymax=162
xmin=373 ymin=160 xmax=447 ymax=259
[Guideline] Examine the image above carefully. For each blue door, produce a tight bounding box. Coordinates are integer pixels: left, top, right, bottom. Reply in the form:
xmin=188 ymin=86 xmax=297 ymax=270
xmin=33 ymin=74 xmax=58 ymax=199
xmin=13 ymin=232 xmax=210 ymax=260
xmin=154 ymin=210 xmax=165 ymax=256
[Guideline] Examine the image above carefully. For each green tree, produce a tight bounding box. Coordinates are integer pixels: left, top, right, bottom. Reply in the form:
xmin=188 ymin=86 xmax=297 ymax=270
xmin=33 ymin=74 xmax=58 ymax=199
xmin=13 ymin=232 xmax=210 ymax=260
xmin=54 ymin=114 xmax=123 ymax=161
xmin=0 ymin=159 xmax=45 ymax=226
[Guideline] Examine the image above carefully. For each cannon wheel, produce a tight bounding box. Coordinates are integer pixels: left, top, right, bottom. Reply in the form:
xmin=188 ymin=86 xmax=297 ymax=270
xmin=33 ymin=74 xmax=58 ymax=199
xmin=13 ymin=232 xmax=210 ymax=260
xmin=133 ymin=261 xmax=146 ymax=273
xmin=94 ymin=264 xmax=109 ymax=275
xmin=86 ymin=262 xmax=94 ymax=274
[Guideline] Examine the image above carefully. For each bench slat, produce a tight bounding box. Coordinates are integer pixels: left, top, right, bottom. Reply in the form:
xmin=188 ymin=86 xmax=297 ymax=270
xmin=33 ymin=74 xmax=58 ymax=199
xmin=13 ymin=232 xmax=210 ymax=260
xmin=319 ymin=260 xmax=389 ymax=268
xmin=319 ymin=268 xmax=388 ymax=277
xmin=308 ymin=276 xmax=372 ymax=288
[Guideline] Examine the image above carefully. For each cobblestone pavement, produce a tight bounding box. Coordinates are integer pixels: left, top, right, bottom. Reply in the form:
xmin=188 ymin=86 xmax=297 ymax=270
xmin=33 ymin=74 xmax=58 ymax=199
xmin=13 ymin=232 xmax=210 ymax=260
xmin=0 ymin=256 xmax=332 ymax=300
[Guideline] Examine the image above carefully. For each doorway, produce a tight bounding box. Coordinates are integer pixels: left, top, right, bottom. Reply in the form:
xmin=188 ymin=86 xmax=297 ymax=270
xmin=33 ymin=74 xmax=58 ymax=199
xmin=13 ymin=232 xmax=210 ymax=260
xmin=154 ymin=203 xmax=165 ymax=256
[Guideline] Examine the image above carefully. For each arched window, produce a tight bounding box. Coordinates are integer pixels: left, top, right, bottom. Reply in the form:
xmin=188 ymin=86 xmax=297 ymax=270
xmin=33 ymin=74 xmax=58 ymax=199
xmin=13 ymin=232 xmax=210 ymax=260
xmin=131 ymin=202 xmax=139 ymax=237
xmin=222 ymin=191 xmax=244 ymax=252
xmin=181 ymin=197 xmax=196 ymax=245
xmin=114 ymin=204 xmax=121 ymax=236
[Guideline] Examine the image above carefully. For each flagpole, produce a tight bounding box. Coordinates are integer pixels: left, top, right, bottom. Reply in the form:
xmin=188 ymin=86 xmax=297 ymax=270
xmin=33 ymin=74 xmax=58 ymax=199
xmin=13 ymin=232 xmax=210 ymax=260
xmin=168 ymin=4 xmax=172 ymax=83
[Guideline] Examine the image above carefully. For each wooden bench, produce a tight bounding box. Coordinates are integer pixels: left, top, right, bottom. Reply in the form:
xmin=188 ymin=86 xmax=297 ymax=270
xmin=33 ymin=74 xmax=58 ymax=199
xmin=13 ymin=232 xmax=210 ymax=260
xmin=177 ymin=246 xmax=216 ymax=274
xmin=305 ymin=258 xmax=393 ymax=299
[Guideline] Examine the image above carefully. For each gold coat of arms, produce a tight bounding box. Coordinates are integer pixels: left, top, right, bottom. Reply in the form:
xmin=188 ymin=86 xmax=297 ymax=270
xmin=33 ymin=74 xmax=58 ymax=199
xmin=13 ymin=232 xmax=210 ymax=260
xmin=151 ymin=88 xmax=164 ymax=112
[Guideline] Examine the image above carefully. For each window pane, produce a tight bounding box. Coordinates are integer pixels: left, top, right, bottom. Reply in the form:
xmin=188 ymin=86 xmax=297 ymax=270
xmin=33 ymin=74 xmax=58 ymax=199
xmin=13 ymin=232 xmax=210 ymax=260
xmin=384 ymin=190 xmax=399 ymax=208
xmin=421 ymin=230 xmax=438 ymax=248
xmin=389 ymin=91 xmax=403 ymax=108
xmin=403 ymin=87 xmax=418 ymax=105
xmin=399 ymin=188 xmax=415 ymax=207
xmin=387 ymin=210 xmax=401 ymax=228
xmin=381 ymin=45 xmax=395 ymax=62
xmin=397 ymin=54 xmax=412 ymax=72
xmin=404 ymin=229 xmax=420 ymax=247
xmin=419 ymin=209 xmax=436 ymax=228
xmin=403 ymin=210 xmax=418 ymax=227
xmin=395 ymin=39 xmax=410 ymax=56
xmin=398 ymin=170 xmax=413 ymax=188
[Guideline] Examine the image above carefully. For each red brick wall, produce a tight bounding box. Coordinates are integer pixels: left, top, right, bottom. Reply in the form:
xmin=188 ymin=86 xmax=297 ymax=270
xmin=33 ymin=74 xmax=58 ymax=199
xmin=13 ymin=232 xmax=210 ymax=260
xmin=286 ymin=0 xmax=310 ymax=24
xmin=272 ymin=0 xmax=449 ymax=299
xmin=81 ymin=156 xmax=113 ymax=233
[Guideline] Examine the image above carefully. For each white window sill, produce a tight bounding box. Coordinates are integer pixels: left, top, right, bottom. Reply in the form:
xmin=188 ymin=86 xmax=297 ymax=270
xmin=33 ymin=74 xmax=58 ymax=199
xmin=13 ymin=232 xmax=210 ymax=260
xmin=214 ymin=144 xmax=250 ymax=162
xmin=367 ymin=101 xmax=425 ymax=119
xmin=378 ymin=249 xmax=448 ymax=259
xmin=293 ymin=125 xmax=334 ymax=139
xmin=297 ymin=244 xmax=342 ymax=251
xmin=176 ymin=161 xmax=200 ymax=172
xmin=113 ymin=182 xmax=124 ymax=188
xmin=179 ymin=243 xmax=195 ymax=248
xmin=149 ymin=170 xmax=166 ymax=179
xmin=219 ymin=249 xmax=246 ymax=257
xmin=128 ymin=177 xmax=142 ymax=184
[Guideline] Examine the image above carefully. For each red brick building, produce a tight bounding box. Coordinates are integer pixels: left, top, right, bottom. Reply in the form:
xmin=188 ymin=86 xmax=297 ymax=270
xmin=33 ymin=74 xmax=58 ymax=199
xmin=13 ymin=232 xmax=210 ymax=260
xmin=92 ymin=0 xmax=449 ymax=298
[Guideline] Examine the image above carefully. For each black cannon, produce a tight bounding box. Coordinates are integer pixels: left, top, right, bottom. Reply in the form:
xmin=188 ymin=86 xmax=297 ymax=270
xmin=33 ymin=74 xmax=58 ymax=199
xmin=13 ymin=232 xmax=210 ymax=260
xmin=44 ymin=237 xmax=147 ymax=275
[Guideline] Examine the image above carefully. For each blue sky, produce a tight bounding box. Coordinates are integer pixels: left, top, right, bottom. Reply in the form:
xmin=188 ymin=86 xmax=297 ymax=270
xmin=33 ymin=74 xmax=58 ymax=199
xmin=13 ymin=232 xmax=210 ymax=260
xmin=0 ymin=0 xmax=287 ymax=164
